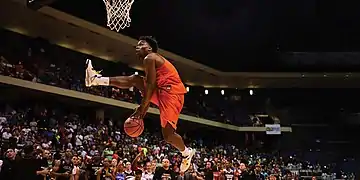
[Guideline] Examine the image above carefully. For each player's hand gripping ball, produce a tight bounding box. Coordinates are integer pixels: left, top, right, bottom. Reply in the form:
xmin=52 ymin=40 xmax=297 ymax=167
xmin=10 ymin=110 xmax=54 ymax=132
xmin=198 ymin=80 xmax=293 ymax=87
xmin=124 ymin=117 xmax=144 ymax=138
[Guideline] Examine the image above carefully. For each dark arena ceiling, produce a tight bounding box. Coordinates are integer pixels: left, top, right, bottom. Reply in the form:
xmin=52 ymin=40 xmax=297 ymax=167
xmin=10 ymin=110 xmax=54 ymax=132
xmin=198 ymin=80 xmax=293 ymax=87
xmin=50 ymin=0 xmax=360 ymax=72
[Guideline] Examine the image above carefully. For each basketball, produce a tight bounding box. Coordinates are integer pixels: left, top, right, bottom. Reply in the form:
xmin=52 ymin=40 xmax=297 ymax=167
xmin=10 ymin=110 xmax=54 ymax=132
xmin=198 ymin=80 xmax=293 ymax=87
xmin=124 ymin=117 xmax=144 ymax=137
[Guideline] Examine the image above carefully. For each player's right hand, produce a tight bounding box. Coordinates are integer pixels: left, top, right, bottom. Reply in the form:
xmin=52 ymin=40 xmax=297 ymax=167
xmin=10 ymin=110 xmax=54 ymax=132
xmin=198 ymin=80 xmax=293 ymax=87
xmin=130 ymin=106 xmax=139 ymax=117
xmin=131 ymin=105 xmax=146 ymax=119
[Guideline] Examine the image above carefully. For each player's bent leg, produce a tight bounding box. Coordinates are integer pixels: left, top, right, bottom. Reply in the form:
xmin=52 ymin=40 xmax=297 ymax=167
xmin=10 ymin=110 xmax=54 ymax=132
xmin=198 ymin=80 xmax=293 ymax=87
xmin=109 ymin=75 xmax=144 ymax=91
xmin=161 ymin=123 xmax=195 ymax=172
xmin=161 ymin=123 xmax=186 ymax=151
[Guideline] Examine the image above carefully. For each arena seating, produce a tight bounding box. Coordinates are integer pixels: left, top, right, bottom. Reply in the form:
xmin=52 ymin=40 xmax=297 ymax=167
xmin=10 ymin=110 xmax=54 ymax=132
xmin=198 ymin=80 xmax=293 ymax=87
xmin=0 ymin=29 xmax=256 ymax=126
xmin=0 ymin=29 xmax=357 ymax=179
xmin=0 ymin=101 xmax=356 ymax=179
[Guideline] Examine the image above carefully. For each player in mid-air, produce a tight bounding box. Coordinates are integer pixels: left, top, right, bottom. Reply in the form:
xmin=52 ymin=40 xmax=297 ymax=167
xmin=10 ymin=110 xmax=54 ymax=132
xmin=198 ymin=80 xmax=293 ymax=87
xmin=85 ymin=36 xmax=195 ymax=172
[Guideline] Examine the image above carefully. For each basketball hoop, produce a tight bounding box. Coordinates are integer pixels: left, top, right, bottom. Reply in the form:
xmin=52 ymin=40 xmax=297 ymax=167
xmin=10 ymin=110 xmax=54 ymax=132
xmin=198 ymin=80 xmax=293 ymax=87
xmin=103 ymin=0 xmax=134 ymax=32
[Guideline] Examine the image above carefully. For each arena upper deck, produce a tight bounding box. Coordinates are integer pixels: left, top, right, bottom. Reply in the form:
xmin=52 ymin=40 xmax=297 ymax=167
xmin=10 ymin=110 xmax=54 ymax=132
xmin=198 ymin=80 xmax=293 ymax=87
xmin=1 ymin=0 xmax=360 ymax=88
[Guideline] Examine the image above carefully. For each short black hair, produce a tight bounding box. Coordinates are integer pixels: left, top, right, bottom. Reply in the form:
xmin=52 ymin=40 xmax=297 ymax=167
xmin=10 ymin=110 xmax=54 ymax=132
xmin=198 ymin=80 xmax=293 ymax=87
xmin=135 ymin=169 xmax=143 ymax=175
xmin=139 ymin=36 xmax=158 ymax=53
xmin=23 ymin=145 xmax=34 ymax=155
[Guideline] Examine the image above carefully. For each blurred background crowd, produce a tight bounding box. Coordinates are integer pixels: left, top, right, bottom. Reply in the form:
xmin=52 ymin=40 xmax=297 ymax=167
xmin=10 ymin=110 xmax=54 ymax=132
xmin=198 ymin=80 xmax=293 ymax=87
xmin=0 ymin=29 xmax=253 ymax=126
xmin=0 ymin=101 xmax=356 ymax=180
xmin=0 ymin=29 xmax=359 ymax=180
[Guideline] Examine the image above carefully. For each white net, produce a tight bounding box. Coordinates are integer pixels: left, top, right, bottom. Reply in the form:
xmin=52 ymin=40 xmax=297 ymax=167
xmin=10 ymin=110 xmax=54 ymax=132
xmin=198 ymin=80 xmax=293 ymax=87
xmin=103 ymin=0 xmax=135 ymax=32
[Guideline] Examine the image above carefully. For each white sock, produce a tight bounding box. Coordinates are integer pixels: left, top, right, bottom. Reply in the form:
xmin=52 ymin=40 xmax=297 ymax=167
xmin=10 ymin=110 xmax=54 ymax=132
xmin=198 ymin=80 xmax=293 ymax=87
xmin=181 ymin=147 xmax=190 ymax=157
xmin=94 ymin=77 xmax=109 ymax=86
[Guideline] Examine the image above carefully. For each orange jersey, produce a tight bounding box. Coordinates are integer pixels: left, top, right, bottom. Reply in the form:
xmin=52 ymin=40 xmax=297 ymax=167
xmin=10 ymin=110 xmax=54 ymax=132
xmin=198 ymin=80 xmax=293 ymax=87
xmin=144 ymin=55 xmax=186 ymax=129
xmin=155 ymin=57 xmax=187 ymax=95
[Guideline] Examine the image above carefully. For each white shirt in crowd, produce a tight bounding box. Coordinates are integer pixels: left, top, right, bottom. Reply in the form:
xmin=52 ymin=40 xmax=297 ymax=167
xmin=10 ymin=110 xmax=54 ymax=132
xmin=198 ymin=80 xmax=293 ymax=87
xmin=142 ymin=171 xmax=154 ymax=180
xmin=71 ymin=124 xmax=77 ymax=130
xmin=0 ymin=117 xmax=6 ymax=124
xmin=80 ymin=150 xmax=87 ymax=158
xmin=86 ymin=126 xmax=93 ymax=132
xmin=67 ymin=142 xmax=73 ymax=149
xmin=0 ymin=160 xmax=3 ymax=172
xmin=76 ymin=134 xmax=83 ymax=146
xmin=2 ymin=131 xmax=12 ymax=140
xmin=127 ymin=177 xmax=146 ymax=180
xmin=30 ymin=121 xmax=37 ymax=131
xmin=42 ymin=141 xmax=52 ymax=149
xmin=22 ymin=128 xmax=31 ymax=134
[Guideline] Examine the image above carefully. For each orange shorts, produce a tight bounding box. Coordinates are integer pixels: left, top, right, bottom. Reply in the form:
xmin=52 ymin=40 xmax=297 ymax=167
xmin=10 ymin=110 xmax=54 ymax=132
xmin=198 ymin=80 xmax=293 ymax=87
xmin=149 ymin=89 xmax=184 ymax=130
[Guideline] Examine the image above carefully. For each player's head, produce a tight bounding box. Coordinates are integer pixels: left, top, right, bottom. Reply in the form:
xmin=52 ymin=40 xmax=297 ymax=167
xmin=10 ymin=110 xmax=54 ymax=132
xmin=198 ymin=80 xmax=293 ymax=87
xmin=136 ymin=36 xmax=158 ymax=57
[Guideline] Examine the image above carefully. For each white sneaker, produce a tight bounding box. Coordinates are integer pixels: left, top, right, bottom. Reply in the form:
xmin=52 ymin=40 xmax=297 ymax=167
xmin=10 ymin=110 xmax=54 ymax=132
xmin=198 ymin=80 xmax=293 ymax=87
xmin=180 ymin=148 xmax=196 ymax=172
xmin=85 ymin=59 xmax=102 ymax=87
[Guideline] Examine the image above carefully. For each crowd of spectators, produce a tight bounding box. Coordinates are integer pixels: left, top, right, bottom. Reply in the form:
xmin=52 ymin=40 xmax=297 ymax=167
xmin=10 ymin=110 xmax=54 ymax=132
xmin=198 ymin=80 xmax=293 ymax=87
xmin=0 ymin=29 xmax=358 ymax=180
xmin=0 ymin=102 xmax=355 ymax=180
xmin=0 ymin=29 xmax=266 ymax=126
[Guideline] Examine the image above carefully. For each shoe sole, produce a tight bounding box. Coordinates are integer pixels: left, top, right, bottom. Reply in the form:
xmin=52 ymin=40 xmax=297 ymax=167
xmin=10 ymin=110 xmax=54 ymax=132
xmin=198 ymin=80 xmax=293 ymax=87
xmin=181 ymin=149 xmax=196 ymax=172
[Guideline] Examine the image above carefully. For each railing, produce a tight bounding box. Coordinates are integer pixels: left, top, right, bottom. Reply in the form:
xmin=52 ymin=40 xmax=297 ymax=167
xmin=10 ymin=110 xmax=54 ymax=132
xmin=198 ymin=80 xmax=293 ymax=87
xmin=0 ymin=75 xmax=292 ymax=132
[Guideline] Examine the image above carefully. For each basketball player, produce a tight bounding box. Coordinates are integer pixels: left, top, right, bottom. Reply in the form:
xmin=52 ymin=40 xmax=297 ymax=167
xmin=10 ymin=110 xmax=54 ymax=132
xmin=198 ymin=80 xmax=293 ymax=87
xmin=85 ymin=36 xmax=195 ymax=172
